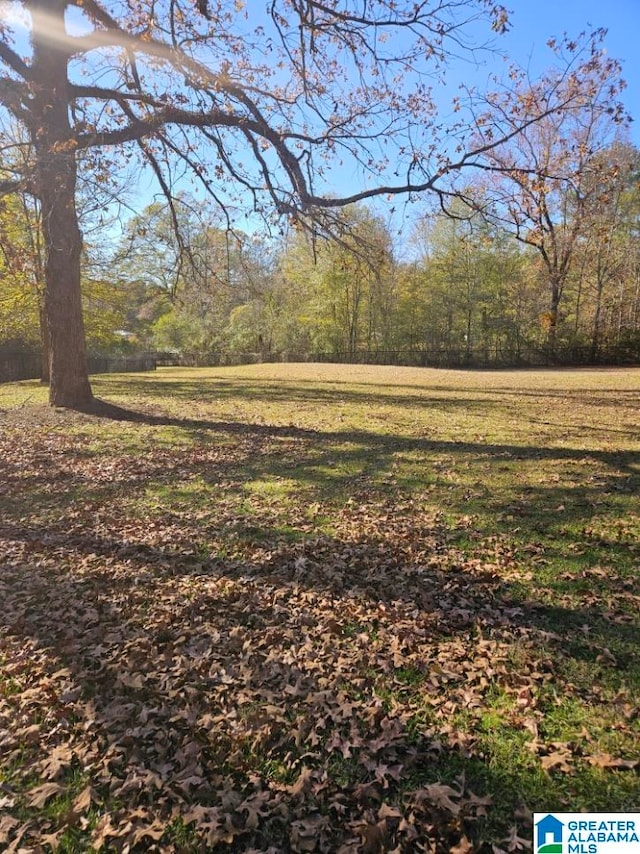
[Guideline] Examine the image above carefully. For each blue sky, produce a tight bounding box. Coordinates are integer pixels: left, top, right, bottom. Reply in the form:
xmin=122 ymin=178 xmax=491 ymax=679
xmin=129 ymin=0 xmax=640 ymax=240
xmin=4 ymin=0 xmax=636 ymax=230
xmin=500 ymin=0 xmax=639 ymax=142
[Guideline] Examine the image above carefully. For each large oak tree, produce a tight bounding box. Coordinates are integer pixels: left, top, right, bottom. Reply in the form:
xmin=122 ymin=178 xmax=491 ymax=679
xmin=0 ymin=0 xmax=614 ymax=405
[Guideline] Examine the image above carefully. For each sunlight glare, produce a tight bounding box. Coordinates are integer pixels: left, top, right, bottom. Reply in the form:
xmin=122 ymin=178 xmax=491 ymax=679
xmin=0 ymin=1 xmax=128 ymax=54
xmin=0 ymin=0 xmax=31 ymax=31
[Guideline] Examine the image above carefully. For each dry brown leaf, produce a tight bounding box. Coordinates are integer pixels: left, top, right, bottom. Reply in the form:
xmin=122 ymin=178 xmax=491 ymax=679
xmin=130 ymin=820 xmax=166 ymax=845
xmin=4 ymin=820 xmax=32 ymax=854
xmin=288 ymin=766 xmax=315 ymax=797
xmin=91 ymin=814 xmax=119 ymax=849
xmin=450 ymin=835 xmax=474 ymax=854
xmin=27 ymin=782 xmax=65 ymax=808
xmin=377 ymin=802 xmax=404 ymax=821
xmin=540 ymin=750 xmax=573 ymax=773
xmin=500 ymin=825 xmax=532 ymax=851
xmin=413 ymin=782 xmax=461 ymax=815
xmin=586 ymin=753 xmax=639 ymax=770
xmin=0 ymin=815 xmax=20 ymax=844
xmin=40 ymin=745 xmax=73 ymax=780
xmin=40 ymin=828 xmax=65 ymax=850
xmin=360 ymin=821 xmax=387 ymax=854
xmin=118 ymin=672 xmax=146 ymax=689
xmin=73 ymin=785 xmax=93 ymax=814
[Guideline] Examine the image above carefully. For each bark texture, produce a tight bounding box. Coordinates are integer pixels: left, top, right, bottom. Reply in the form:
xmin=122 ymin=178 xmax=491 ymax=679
xmin=31 ymin=0 xmax=92 ymax=407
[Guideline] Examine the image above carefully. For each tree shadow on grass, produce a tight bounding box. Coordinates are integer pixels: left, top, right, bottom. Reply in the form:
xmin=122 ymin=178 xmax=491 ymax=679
xmin=2 ymin=403 xmax=638 ymax=585
xmin=2 ymin=510 xmax=639 ymax=852
xmin=2 ymin=396 xmax=638 ymax=561
xmin=90 ymin=377 xmax=496 ymax=414
xmin=79 ymin=397 xmax=640 ymax=473
xmin=1 ymin=397 xmax=639 ymax=848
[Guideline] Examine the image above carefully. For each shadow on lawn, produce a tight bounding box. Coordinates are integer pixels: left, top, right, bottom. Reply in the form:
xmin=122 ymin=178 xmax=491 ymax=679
xmin=93 ymin=377 xmax=495 ymax=415
xmin=85 ymin=400 xmax=640 ymax=546
xmin=3 ymin=512 xmax=638 ymax=667
xmin=80 ymin=396 xmax=640 ymax=472
xmin=95 ymin=373 xmax=640 ymax=421
xmin=2 ymin=514 xmax=639 ymax=850
xmin=2 ymin=398 xmax=640 ymax=847
xmin=0 ymin=377 xmax=640 ymax=851
xmin=2 ymin=397 xmax=638 ymax=557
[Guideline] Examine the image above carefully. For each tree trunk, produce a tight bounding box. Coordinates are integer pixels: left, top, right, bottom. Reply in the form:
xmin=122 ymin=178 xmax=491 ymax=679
xmin=38 ymin=299 xmax=50 ymax=384
xmin=546 ymin=282 xmax=562 ymax=357
xmin=38 ymin=150 xmax=92 ymax=407
xmin=590 ymin=274 xmax=605 ymax=363
xmin=31 ymin=0 xmax=93 ymax=408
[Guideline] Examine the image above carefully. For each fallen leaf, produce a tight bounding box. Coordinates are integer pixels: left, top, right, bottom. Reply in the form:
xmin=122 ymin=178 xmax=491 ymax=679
xmin=73 ymin=785 xmax=93 ymax=814
xmin=377 ymin=802 xmax=404 ymax=821
xmin=413 ymin=782 xmax=461 ymax=815
xmin=288 ymin=766 xmax=315 ymax=797
xmin=0 ymin=815 xmax=20 ymax=844
xmin=500 ymin=824 xmax=532 ymax=851
xmin=40 ymin=828 xmax=65 ymax=850
xmin=27 ymin=782 xmax=65 ymax=808
xmin=450 ymin=835 xmax=474 ymax=853
xmin=131 ymin=820 xmax=166 ymax=844
xmin=587 ymin=753 xmax=639 ymax=770
xmin=40 ymin=745 xmax=73 ymax=780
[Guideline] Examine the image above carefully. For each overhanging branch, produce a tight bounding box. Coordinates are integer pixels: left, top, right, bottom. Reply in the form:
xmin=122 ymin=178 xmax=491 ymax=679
xmin=0 ymin=42 xmax=31 ymax=80
xmin=0 ymin=178 xmax=25 ymax=196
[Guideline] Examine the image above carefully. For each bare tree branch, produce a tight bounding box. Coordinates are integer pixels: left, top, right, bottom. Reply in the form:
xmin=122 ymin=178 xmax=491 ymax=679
xmin=0 ymin=42 xmax=32 ymax=80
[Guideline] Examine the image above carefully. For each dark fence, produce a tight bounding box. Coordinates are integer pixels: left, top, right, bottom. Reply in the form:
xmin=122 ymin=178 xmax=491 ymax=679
xmin=87 ymin=355 xmax=157 ymax=374
xmin=155 ymin=342 xmax=640 ymax=370
xmin=3 ymin=343 xmax=639 ymax=384
xmin=308 ymin=343 xmax=640 ymax=369
xmin=154 ymin=351 xmax=265 ymax=368
xmin=0 ymin=352 xmax=157 ymax=384
xmin=0 ymin=351 xmax=42 ymax=383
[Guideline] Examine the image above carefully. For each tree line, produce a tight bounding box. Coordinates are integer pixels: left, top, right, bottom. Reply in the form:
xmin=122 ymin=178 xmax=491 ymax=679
xmin=114 ymin=137 xmax=640 ymax=367
xmin=2 ymin=138 xmax=639 ymax=369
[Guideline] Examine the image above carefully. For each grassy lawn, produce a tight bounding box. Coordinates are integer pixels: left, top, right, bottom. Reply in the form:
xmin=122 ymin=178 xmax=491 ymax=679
xmin=0 ymin=363 xmax=638 ymax=852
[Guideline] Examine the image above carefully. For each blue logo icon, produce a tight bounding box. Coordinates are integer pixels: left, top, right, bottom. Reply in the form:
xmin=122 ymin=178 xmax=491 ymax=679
xmin=536 ymin=815 xmax=564 ymax=854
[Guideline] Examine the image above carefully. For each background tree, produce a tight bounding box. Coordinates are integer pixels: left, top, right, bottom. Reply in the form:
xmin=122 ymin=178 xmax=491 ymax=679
xmin=115 ymin=198 xmax=275 ymax=359
xmin=400 ymin=208 xmax=531 ymax=362
xmin=0 ymin=189 xmax=42 ymax=352
xmin=280 ymin=208 xmax=395 ymax=359
xmin=569 ymin=142 xmax=640 ymax=358
xmin=468 ymin=30 xmax=630 ymax=354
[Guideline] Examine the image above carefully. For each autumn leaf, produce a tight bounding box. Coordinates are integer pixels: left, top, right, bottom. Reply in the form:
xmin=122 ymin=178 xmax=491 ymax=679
xmin=0 ymin=815 xmax=20 ymax=845
xmin=39 ymin=745 xmax=73 ymax=780
xmin=412 ymin=782 xmax=462 ymax=815
xmin=288 ymin=766 xmax=315 ymax=797
xmin=39 ymin=828 xmax=65 ymax=850
xmin=27 ymin=782 xmax=65 ymax=808
xmin=359 ymin=820 xmax=387 ymax=854
xmin=2 ymin=820 xmax=31 ymax=854
xmin=72 ymin=785 xmax=94 ymax=814
xmin=130 ymin=820 xmax=167 ymax=845
xmin=450 ymin=835 xmax=474 ymax=853
xmin=90 ymin=814 xmax=119 ymax=849
xmin=540 ymin=751 xmax=573 ymax=773
xmin=586 ymin=753 xmax=639 ymax=770
xmin=377 ymin=802 xmax=404 ymax=821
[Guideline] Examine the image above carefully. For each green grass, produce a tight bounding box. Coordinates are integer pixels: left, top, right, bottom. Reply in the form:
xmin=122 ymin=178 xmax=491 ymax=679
xmin=0 ymin=363 xmax=638 ymax=852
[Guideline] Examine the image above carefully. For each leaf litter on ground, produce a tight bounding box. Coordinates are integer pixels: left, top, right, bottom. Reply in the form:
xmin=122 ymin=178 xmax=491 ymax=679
xmin=1 ymin=366 xmax=639 ymax=852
